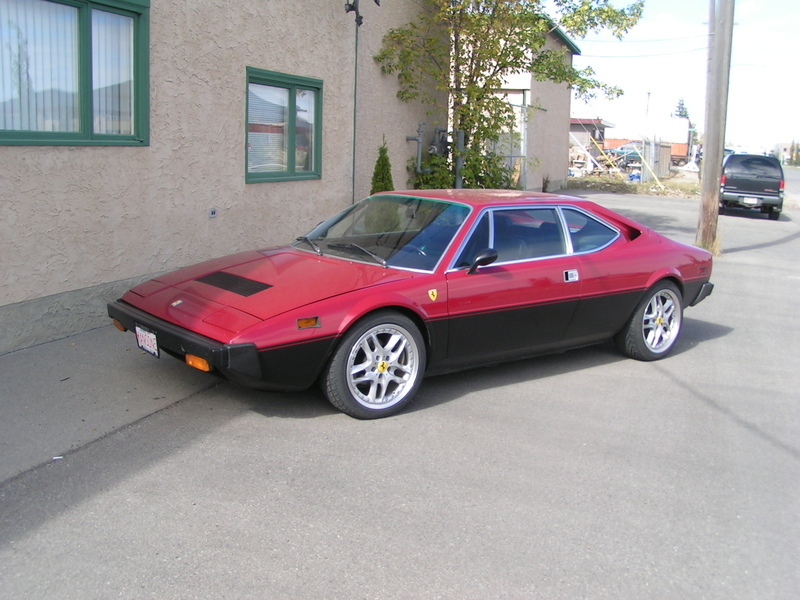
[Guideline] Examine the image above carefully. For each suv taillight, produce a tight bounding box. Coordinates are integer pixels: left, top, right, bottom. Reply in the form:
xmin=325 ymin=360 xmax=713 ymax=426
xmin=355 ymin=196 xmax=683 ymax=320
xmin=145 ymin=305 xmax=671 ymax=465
xmin=720 ymin=174 xmax=727 ymax=186
xmin=780 ymin=179 xmax=785 ymax=190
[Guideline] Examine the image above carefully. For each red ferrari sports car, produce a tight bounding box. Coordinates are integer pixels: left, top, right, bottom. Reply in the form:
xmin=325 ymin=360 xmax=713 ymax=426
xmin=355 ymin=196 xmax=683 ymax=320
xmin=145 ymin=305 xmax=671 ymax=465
xmin=108 ymin=190 xmax=713 ymax=419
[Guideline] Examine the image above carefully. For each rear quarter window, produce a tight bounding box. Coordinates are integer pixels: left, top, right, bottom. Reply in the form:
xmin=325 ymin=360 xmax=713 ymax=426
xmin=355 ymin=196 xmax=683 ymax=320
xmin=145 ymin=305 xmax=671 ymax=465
xmin=562 ymin=209 xmax=619 ymax=253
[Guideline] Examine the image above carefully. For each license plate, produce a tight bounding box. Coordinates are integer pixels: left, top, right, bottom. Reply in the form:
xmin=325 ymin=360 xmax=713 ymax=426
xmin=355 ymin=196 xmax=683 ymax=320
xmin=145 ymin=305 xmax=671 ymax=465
xmin=743 ymin=197 xmax=758 ymax=205
xmin=135 ymin=324 xmax=160 ymax=358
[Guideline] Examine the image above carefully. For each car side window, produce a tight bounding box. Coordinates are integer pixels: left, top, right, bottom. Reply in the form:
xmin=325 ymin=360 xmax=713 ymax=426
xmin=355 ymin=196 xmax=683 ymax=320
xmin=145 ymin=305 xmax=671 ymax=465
xmin=563 ymin=209 xmax=618 ymax=253
xmin=491 ymin=208 xmax=565 ymax=262
xmin=455 ymin=213 xmax=490 ymax=267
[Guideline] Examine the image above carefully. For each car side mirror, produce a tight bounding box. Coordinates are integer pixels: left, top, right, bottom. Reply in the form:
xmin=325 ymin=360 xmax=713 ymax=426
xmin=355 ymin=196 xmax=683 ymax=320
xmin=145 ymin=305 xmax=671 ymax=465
xmin=467 ymin=248 xmax=498 ymax=274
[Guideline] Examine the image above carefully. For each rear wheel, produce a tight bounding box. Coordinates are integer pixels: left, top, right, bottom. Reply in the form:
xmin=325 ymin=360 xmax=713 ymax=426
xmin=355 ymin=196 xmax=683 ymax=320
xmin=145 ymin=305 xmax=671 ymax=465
xmin=615 ymin=281 xmax=683 ymax=361
xmin=768 ymin=207 xmax=781 ymax=220
xmin=322 ymin=311 xmax=426 ymax=419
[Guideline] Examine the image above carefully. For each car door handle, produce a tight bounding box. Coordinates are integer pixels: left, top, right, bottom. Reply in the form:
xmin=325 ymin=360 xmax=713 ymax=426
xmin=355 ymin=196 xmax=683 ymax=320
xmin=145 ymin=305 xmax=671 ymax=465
xmin=564 ymin=269 xmax=579 ymax=283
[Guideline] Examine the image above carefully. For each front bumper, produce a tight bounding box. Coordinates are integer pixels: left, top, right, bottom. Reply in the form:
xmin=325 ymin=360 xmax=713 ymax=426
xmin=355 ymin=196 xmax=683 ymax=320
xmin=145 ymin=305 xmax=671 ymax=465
xmin=107 ymin=300 xmax=262 ymax=381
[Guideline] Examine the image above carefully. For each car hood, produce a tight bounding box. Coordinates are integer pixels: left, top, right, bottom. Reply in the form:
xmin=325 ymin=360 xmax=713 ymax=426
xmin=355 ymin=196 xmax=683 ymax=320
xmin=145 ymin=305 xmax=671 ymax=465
xmin=123 ymin=247 xmax=414 ymax=332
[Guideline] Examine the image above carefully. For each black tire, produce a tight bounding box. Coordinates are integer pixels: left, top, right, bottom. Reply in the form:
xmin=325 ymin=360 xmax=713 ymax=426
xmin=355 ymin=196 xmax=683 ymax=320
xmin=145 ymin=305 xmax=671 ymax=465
xmin=322 ymin=311 xmax=426 ymax=419
xmin=768 ymin=207 xmax=780 ymax=221
xmin=615 ymin=281 xmax=683 ymax=361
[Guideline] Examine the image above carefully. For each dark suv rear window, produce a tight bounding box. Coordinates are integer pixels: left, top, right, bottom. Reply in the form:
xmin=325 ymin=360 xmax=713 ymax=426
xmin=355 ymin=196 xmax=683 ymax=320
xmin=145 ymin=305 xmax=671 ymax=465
xmin=724 ymin=155 xmax=782 ymax=178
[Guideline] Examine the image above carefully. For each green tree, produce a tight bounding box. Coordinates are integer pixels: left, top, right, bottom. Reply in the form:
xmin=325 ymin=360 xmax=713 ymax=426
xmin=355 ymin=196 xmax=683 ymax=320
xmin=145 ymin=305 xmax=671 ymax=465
xmin=375 ymin=0 xmax=643 ymax=188
xmin=675 ymin=97 xmax=696 ymax=148
xmin=370 ymin=140 xmax=395 ymax=194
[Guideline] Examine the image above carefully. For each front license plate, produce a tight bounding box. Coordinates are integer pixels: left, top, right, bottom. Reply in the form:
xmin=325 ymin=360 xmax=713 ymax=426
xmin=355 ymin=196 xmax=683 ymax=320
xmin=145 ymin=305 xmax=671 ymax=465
xmin=135 ymin=324 xmax=160 ymax=358
xmin=743 ymin=197 xmax=758 ymax=205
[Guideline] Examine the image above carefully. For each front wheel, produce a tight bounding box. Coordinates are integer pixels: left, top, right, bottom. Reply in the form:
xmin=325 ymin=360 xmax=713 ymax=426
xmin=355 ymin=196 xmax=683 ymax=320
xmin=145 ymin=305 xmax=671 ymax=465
xmin=322 ymin=311 xmax=426 ymax=419
xmin=615 ymin=282 xmax=683 ymax=361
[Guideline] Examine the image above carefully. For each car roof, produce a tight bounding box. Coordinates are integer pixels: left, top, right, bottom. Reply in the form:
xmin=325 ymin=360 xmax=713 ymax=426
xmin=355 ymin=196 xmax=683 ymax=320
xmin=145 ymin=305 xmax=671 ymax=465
xmin=374 ymin=189 xmax=591 ymax=209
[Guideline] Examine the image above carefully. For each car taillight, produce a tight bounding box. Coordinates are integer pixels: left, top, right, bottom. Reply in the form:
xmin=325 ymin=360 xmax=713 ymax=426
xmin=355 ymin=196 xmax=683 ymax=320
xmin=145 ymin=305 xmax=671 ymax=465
xmin=780 ymin=179 xmax=785 ymax=190
xmin=720 ymin=174 xmax=726 ymax=186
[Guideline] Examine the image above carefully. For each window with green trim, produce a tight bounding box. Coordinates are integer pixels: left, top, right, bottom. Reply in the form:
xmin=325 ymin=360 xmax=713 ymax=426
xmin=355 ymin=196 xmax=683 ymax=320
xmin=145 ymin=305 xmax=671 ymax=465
xmin=0 ymin=0 xmax=149 ymax=146
xmin=247 ymin=67 xmax=322 ymax=183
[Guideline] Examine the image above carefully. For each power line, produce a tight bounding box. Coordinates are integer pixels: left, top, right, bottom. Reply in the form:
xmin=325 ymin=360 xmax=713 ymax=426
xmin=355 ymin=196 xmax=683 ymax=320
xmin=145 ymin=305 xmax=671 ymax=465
xmin=580 ymin=47 xmax=708 ymax=59
xmin=581 ymin=35 xmax=707 ymax=44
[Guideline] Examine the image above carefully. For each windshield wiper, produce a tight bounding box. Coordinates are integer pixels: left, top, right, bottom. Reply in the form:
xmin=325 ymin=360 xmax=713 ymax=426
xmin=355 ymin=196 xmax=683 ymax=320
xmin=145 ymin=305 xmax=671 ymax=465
xmin=296 ymin=236 xmax=322 ymax=255
xmin=328 ymin=243 xmax=387 ymax=268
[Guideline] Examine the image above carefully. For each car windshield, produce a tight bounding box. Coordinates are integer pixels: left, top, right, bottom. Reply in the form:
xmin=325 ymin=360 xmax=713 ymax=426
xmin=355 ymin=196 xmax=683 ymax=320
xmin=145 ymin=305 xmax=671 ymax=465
xmin=299 ymin=195 xmax=470 ymax=271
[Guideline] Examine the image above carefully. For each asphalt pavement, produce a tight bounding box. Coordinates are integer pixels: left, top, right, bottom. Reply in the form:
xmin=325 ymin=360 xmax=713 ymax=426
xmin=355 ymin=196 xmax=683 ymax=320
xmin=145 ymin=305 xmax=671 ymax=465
xmin=1 ymin=190 xmax=799 ymax=599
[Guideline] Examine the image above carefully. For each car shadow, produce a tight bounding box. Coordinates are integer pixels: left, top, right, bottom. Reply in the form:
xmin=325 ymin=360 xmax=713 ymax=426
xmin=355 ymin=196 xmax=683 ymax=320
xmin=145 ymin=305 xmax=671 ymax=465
xmin=720 ymin=206 xmax=792 ymax=222
xmin=237 ymin=316 xmax=733 ymax=421
xmin=407 ymin=317 xmax=732 ymax=415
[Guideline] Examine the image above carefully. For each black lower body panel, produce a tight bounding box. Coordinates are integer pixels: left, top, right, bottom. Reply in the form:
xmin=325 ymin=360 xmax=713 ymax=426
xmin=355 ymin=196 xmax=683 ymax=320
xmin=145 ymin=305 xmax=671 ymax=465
xmin=108 ymin=300 xmax=337 ymax=391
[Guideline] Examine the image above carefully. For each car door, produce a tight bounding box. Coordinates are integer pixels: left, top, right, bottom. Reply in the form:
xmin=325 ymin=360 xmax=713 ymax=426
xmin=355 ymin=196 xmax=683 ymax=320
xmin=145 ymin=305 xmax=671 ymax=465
xmin=558 ymin=207 xmax=642 ymax=345
xmin=444 ymin=207 xmax=582 ymax=365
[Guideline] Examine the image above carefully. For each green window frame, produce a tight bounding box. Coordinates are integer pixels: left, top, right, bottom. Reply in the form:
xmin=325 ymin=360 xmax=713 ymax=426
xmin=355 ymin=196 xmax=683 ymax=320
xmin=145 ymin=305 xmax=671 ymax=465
xmin=0 ymin=0 xmax=150 ymax=146
xmin=246 ymin=67 xmax=322 ymax=183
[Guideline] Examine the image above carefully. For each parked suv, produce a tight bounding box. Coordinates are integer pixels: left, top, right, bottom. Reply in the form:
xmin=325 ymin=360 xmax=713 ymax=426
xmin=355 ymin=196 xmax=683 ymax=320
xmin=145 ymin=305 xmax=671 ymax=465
xmin=720 ymin=154 xmax=784 ymax=220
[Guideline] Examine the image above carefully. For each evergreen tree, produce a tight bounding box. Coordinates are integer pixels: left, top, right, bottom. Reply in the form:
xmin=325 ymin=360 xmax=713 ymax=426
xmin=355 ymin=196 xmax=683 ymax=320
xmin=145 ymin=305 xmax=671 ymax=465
xmin=371 ymin=140 xmax=394 ymax=194
xmin=675 ymin=98 xmax=696 ymax=147
xmin=675 ymin=98 xmax=690 ymax=118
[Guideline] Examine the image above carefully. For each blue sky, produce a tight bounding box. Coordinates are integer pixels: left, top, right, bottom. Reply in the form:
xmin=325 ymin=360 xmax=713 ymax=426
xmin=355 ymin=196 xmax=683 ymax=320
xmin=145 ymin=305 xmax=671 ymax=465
xmin=568 ymin=0 xmax=798 ymax=151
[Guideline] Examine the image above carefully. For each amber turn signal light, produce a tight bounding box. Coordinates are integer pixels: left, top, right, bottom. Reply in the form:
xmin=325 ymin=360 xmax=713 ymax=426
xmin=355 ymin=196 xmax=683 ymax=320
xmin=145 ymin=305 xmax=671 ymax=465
xmin=297 ymin=317 xmax=319 ymax=329
xmin=185 ymin=354 xmax=212 ymax=372
xmin=112 ymin=318 xmax=127 ymax=332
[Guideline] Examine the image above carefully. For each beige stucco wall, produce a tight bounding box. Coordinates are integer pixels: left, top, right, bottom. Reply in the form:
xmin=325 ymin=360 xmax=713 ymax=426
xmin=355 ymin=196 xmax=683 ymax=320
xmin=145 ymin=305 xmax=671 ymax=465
xmin=0 ymin=0 xmax=441 ymax=354
xmin=523 ymin=37 xmax=574 ymax=192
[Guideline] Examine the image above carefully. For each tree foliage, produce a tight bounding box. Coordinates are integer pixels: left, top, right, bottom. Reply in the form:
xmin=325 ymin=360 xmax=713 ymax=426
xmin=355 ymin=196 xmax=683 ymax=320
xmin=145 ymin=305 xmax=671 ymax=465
xmin=375 ymin=0 xmax=643 ymax=188
xmin=370 ymin=140 xmax=395 ymax=194
xmin=789 ymin=141 xmax=800 ymax=167
xmin=674 ymin=97 xmax=697 ymax=147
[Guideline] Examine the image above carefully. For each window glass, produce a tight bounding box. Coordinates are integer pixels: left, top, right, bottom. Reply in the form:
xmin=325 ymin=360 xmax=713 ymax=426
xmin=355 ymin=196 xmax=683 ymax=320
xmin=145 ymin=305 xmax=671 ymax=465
xmin=563 ymin=208 xmax=618 ymax=253
xmin=455 ymin=212 xmax=490 ymax=268
xmin=0 ymin=0 xmax=80 ymax=132
xmin=725 ymin=156 xmax=782 ymax=178
xmin=302 ymin=196 xmax=468 ymax=271
xmin=247 ymin=83 xmax=289 ymax=173
xmin=0 ymin=0 xmax=148 ymax=145
xmin=246 ymin=68 xmax=321 ymax=182
xmin=295 ymin=89 xmax=314 ymax=172
xmin=492 ymin=208 xmax=564 ymax=262
xmin=92 ymin=9 xmax=134 ymax=135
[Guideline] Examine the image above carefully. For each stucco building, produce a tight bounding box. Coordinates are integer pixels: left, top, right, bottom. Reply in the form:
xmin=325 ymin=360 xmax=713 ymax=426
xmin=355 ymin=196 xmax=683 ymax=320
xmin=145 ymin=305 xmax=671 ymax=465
xmin=1 ymin=0 xmax=576 ymax=355
xmin=0 ymin=0 xmax=446 ymax=354
xmin=499 ymin=27 xmax=579 ymax=193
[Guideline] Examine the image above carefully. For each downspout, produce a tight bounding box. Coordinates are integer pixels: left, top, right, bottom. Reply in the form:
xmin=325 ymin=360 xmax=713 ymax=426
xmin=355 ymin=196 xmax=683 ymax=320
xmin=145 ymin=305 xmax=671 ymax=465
xmin=351 ymin=23 xmax=359 ymax=204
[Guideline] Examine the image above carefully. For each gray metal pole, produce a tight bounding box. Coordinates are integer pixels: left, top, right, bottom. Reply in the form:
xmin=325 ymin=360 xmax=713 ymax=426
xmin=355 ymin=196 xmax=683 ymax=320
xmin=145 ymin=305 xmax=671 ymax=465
xmin=455 ymin=130 xmax=465 ymax=189
xmin=696 ymin=0 xmax=735 ymax=250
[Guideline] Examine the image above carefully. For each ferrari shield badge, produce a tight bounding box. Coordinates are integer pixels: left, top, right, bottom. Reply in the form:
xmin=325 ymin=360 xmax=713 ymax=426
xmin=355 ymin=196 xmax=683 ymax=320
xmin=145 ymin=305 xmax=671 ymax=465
xmin=428 ymin=289 xmax=438 ymax=301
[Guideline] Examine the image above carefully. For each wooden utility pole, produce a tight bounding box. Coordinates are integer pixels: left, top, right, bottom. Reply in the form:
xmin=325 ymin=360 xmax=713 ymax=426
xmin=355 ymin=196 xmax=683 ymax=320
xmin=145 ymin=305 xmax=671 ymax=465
xmin=696 ymin=0 xmax=735 ymax=252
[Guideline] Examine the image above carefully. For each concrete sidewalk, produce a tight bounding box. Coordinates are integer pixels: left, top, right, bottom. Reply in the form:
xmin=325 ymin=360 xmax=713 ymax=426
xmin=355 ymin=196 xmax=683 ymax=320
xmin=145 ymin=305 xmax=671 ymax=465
xmin=0 ymin=325 xmax=216 ymax=483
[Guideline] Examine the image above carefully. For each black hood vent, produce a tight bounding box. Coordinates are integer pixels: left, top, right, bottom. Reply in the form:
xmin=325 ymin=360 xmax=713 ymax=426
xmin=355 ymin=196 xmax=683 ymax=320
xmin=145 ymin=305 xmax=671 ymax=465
xmin=196 ymin=272 xmax=272 ymax=297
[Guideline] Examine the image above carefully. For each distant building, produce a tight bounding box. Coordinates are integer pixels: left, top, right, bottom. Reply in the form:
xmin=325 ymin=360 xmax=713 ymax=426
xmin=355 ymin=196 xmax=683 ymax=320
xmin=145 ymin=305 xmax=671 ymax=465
xmin=570 ymin=118 xmax=615 ymax=159
xmin=499 ymin=27 xmax=581 ymax=192
xmin=774 ymin=143 xmax=793 ymax=164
